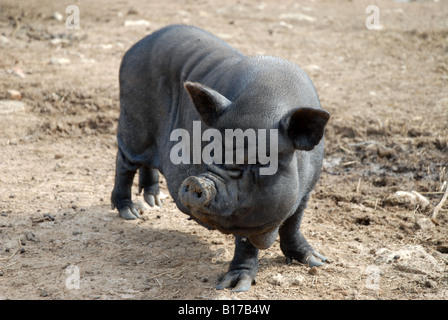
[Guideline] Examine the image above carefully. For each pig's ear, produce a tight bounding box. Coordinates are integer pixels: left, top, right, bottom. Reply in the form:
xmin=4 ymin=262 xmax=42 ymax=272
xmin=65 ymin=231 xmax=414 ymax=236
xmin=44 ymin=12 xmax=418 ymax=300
xmin=184 ymin=82 xmax=232 ymax=126
xmin=283 ymin=107 xmax=330 ymax=151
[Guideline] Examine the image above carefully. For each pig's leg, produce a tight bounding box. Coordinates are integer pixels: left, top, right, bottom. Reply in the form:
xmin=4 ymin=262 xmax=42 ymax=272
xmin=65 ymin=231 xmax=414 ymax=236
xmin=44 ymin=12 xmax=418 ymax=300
xmin=216 ymin=236 xmax=259 ymax=292
xmin=111 ymin=149 xmax=142 ymax=220
xmin=138 ymin=166 xmax=162 ymax=207
xmin=279 ymin=194 xmax=327 ymax=267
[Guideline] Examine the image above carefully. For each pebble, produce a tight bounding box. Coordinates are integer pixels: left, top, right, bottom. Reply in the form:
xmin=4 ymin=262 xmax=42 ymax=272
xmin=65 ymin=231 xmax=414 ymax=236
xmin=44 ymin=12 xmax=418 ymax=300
xmin=278 ymin=13 xmax=316 ymax=22
xmin=6 ymin=89 xmax=22 ymax=100
xmin=43 ymin=213 xmax=55 ymax=221
xmin=306 ymin=64 xmax=321 ymax=72
xmin=124 ymin=20 xmax=150 ymax=27
xmin=308 ymin=266 xmax=318 ymax=275
xmin=52 ymin=12 xmax=64 ymax=22
xmin=8 ymin=67 xmax=26 ymax=78
xmin=39 ymin=289 xmax=49 ymax=297
xmin=50 ymin=57 xmax=71 ymax=65
xmin=393 ymin=191 xmax=430 ymax=210
xmin=270 ymin=273 xmax=287 ymax=286
xmin=50 ymin=38 xmax=70 ymax=46
xmin=413 ymin=217 xmax=434 ymax=230
xmin=24 ymin=231 xmax=39 ymax=242
xmin=134 ymin=200 xmax=150 ymax=214
xmin=127 ymin=8 xmax=139 ymax=15
xmin=0 ymin=35 xmax=9 ymax=44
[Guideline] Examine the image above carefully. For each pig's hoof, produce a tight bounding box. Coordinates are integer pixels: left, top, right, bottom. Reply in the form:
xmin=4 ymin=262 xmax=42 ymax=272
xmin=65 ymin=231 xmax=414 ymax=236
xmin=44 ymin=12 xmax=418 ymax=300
xmin=305 ymin=251 xmax=327 ymax=267
xmin=216 ymin=270 xmax=255 ymax=292
xmin=285 ymin=250 xmax=327 ymax=267
xmin=144 ymin=192 xmax=162 ymax=207
xmin=118 ymin=206 xmax=141 ymax=220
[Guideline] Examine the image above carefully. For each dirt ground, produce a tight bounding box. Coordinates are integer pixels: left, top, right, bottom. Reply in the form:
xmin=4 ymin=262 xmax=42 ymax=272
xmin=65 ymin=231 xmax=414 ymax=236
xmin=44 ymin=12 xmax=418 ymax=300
xmin=0 ymin=0 xmax=447 ymax=300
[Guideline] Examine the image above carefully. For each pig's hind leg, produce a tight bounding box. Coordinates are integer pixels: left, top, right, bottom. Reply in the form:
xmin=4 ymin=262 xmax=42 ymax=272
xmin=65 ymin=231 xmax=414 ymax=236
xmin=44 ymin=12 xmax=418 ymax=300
xmin=111 ymin=149 xmax=142 ymax=220
xmin=279 ymin=194 xmax=328 ymax=267
xmin=138 ymin=166 xmax=162 ymax=207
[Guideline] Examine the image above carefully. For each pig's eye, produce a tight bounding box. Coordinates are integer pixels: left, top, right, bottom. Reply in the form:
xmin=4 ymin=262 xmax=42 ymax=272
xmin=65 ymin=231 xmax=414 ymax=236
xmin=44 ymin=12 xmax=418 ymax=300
xmin=215 ymin=163 xmax=243 ymax=179
xmin=250 ymin=165 xmax=260 ymax=182
xmin=222 ymin=163 xmax=244 ymax=179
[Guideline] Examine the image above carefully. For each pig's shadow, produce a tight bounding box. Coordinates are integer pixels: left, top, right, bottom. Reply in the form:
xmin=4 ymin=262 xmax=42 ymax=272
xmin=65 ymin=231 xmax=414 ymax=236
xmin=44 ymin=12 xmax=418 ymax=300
xmin=68 ymin=205 xmax=227 ymax=296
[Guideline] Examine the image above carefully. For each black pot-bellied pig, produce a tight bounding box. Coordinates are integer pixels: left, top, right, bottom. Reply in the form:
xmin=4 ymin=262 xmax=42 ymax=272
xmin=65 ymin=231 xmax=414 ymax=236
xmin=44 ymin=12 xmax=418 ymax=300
xmin=111 ymin=25 xmax=330 ymax=292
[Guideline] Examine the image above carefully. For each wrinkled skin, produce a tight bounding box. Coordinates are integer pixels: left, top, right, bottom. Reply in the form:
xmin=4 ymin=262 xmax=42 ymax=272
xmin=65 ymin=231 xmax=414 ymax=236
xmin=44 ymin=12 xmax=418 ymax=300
xmin=111 ymin=25 xmax=330 ymax=291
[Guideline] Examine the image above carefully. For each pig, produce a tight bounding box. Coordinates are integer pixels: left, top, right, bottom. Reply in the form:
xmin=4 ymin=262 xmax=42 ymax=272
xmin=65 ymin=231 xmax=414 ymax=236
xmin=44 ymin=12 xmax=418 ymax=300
xmin=111 ymin=24 xmax=330 ymax=292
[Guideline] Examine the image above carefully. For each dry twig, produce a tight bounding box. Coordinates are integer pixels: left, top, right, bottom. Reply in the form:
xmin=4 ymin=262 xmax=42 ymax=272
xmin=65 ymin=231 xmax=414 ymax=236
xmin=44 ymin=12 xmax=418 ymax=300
xmin=431 ymin=181 xmax=448 ymax=223
xmin=0 ymin=237 xmax=24 ymax=275
xmin=0 ymin=237 xmax=23 ymax=262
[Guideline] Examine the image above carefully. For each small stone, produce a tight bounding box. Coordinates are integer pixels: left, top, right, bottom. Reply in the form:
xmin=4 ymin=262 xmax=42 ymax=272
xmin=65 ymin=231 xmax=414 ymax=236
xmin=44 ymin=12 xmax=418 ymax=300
xmin=127 ymin=8 xmax=139 ymax=15
xmin=52 ymin=12 xmax=63 ymax=21
xmin=43 ymin=213 xmax=55 ymax=221
xmin=6 ymin=89 xmax=21 ymax=100
xmin=124 ymin=20 xmax=150 ymax=27
xmin=308 ymin=266 xmax=318 ymax=275
xmin=413 ymin=217 xmax=434 ymax=230
xmin=24 ymin=232 xmax=39 ymax=242
xmin=0 ymin=35 xmax=9 ymax=44
xmin=134 ymin=200 xmax=150 ymax=214
xmin=19 ymin=247 xmax=25 ymax=254
xmin=9 ymin=67 xmax=26 ymax=78
xmin=278 ymin=13 xmax=316 ymax=22
xmin=50 ymin=57 xmax=71 ymax=65
xmin=290 ymin=275 xmax=305 ymax=286
xmin=307 ymin=64 xmax=321 ymax=72
xmin=50 ymin=38 xmax=70 ymax=46
xmin=270 ymin=273 xmax=287 ymax=286
xmin=39 ymin=289 xmax=49 ymax=297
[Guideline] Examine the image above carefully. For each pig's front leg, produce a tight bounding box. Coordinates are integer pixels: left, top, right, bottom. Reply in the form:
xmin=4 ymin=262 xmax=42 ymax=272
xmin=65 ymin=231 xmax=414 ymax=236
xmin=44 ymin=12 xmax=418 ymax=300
xmin=216 ymin=236 xmax=259 ymax=292
xmin=279 ymin=194 xmax=328 ymax=267
xmin=138 ymin=166 xmax=162 ymax=207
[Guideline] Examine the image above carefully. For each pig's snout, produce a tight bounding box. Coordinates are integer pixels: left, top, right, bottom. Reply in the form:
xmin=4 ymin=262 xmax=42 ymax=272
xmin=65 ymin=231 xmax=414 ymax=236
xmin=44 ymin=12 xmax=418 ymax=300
xmin=179 ymin=176 xmax=217 ymax=208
